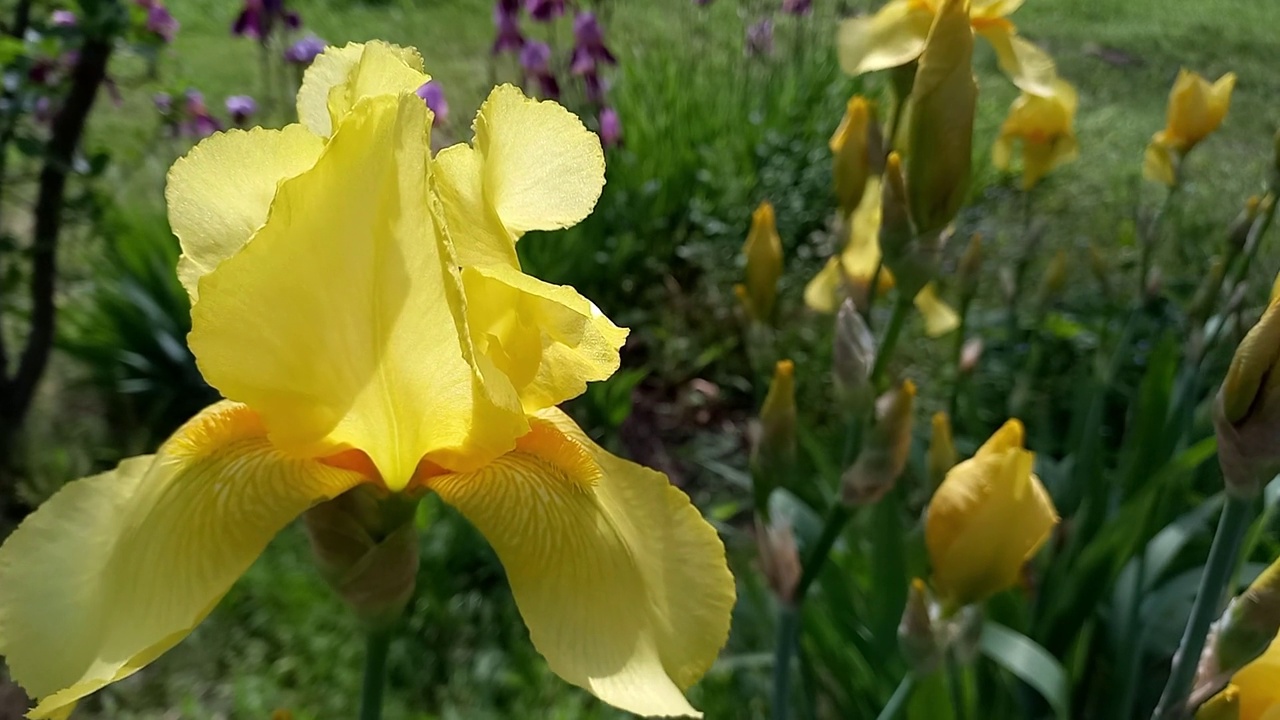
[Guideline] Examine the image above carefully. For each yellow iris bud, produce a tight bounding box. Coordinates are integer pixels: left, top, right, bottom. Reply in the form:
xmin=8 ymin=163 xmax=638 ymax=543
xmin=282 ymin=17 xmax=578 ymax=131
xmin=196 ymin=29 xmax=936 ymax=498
xmin=1213 ymin=559 xmax=1280 ymax=680
xmin=928 ymin=411 xmax=957 ymax=491
xmin=1201 ymin=636 xmax=1280 ymax=720
xmin=899 ymin=578 xmax=942 ymax=673
xmin=905 ymin=0 xmax=977 ymax=235
xmin=1216 ymin=274 xmax=1280 ymax=498
xmin=992 ymin=79 xmax=1079 ymax=191
xmin=832 ymin=96 xmax=875 ymax=217
xmin=1144 ymin=69 xmax=1236 ymax=186
xmin=742 ymin=201 xmax=785 ymax=322
xmin=925 ymin=419 xmax=1058 ymax=606
xmin=752 ymin=360 xmax=798 ymax=514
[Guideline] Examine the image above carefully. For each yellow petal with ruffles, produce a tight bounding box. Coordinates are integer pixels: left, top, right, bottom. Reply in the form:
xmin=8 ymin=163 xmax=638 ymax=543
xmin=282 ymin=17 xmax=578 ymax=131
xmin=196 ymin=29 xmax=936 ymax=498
xmin=0 ymin=402 xmax=366 ymax=718
xmin=913 ymin=283 xmax=960 ymax=337
xmin=189 ymin=90 xmax=526 ymax=489
xmin=837 ymin=0 xmax=935 ymax=77
xmin=296 ymin=41 xmax=428 ymax=138
xmin=433 ymin=142 xmax=522 ymax=268
xmin=461 ymin=263 xmax=628 ymax=413
xmin=166 ymin=125 xmax=324 ymax=301
xmin=426 ymin=410 xmax=735 ymax=718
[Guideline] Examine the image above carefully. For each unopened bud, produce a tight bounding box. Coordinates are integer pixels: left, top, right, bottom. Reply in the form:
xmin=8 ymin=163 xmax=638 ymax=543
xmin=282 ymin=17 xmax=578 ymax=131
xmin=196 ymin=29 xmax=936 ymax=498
xmin=905 ymin=0 xmax=976 ymax=235
xmin=1212 ymin=558 xmax=1280 ymax=676
xmin=841 ymin=379 xmax=917 ymax=506
xmin=958 ymin=233 xmax=983 ymax=300
xmin=899 ymin=578 xmax=942 ymax=673
xmin=756 ymin=516 xmax=801 ymax=605
xmin=928 ymin=411 xmax=957 ymax=491
xmin=959 ymin=337 xmax=983 ymax=374
xmin=833 ymin=298 xmax=876 ymax=411
xmin=881 ymin=153 xmax=942 ymax=298
xmin=832 ymin=96 xmax=874 ymax=217
xmin=304 ymin=486 xmax=420 ymax=630
xmin=1216 ymin=276 xmax=1280 ymax=498
xmin=742 ymin=201 xmax=784 ymax=322
xmin=752 ymin=360 xmax=798 ymax=514
xmin=1037 ymin=249 xmax=1069 ymax=307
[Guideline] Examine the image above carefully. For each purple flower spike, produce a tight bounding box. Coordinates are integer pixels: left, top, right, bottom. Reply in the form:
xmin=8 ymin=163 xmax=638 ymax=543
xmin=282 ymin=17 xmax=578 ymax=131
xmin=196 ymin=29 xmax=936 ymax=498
xmin=190 ymin=113 xmax=221 ymax=137
xmin=525 ymin=0 xmax=564 ymax=21
xmin=520 ymin=40 xmax=560 ymax=99
xmin=570 ymin=11 xmax=616 ymax=76
xmin=599 ymin=107 xmax=621 ymax=148
xmin=582 ymin=70 xmax=607 ymax=103
xmin=284 ymin=35 xmax=326 ymax=64
xmin=226 ymin=94 xmax=257 ymax=126
xmin=415 ymin=81 xmax=449 ymax=126
xmin=51 ymin=10 xmax=77 ymax=26
xmin=284 ymin=9 xmax=301 ymax=29
xmin=781 ymin=0 xmax=812 ymax=14
xmin=232 ymin=4 xmax=263 ymax=39
xmin=492 ymin=2 xmax=525 ymax=55
xmin=745 ymin=18 xmax=773 ymax=57
xmin=146 ymin=3 xmax=179 ymax=43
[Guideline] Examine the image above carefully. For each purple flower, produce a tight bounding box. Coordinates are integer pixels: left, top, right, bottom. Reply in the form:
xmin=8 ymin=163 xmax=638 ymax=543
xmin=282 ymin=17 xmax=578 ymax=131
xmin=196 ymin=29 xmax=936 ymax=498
xmin=284 ymin=35 xmax=326 ymax=64
xmin=232 ymin=1 xmax=264 ymax=39
xmin=519 ymin=40 xmax=560 ymax=99
xmin=492 ymin=1 xmax=524 ymax=55
xmin=524 ymin=0 xmax=564 ymax=21
xmin=190 ymin=113 xmax=221 ymax=137
xmin=145 ymin=3 xmax=179 ymax=43
xmin=582 ymin=70 xmax=607 ymax=103
xmin=226 ymin=95 xmax=257 ymax=126
xmin=153 ymin=92 xmax=173 ymax=114
xmin=415 ymin=81 xmax=449 ymax=126
xmin=745 ymin=18 xmax=773 ymax=57
xmin=781 ymin=0 xmax=812 ymax=14
xmin=50 ymin=10 xmax=77 ymax=26
xmin=691 ymin=0 xmax=713 ymax=5
xmin=599 ymin=107 xmax=621 ymax=148
xmin=570 ymin=11 xmax=615 ymax=76
xmin=233 ymin=0 xmax=299 ymax=41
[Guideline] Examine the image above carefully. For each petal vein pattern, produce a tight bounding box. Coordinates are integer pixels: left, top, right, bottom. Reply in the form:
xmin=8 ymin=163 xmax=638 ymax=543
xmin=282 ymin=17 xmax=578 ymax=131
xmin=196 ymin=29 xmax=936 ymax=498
xmin=0 ymin=402 xmax=366 ymax=718
xmin=426 ymin=410 xmax=735 ymax=718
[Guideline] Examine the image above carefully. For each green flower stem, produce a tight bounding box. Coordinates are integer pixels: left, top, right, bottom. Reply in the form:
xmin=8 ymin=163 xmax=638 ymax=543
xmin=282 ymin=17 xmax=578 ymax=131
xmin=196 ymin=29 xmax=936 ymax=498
xmin=772 ymin=603 xmax=801 ymax=720
xmin=871 ymin=295 xmax=913 ymax=389
xmin=361 ymin=628 xmax=393 ymax=720
xmin=1151 ymin=494 xmax=1254 ymax=720
xmin=946 ymin=650 xmax=967 ymax=720
xmin=875 ymin=673 xmax=916 ymax=720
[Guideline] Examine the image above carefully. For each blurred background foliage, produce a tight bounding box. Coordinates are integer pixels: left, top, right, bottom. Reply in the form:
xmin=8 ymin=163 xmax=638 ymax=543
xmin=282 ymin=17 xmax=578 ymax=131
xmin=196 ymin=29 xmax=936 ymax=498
xmin=1 ymin=0 xmax=1279 ymax=717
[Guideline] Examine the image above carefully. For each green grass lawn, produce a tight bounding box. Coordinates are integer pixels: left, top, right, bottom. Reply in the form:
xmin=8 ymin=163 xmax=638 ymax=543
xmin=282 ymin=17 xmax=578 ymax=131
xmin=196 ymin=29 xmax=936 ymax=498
xmin=16 ymin=0 xmax=1280 ymax=717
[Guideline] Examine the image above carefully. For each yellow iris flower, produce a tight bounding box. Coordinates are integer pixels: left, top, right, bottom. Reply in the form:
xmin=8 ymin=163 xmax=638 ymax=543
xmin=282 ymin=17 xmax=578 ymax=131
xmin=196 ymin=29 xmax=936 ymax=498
xmin=0 ymin=42 xmax=734 ymax=719
xmin=925 ymin=419 xmax=1058 ymax=606
xmin=803 ymin=176 xmax=959 ymax=338
xmin=1144 ymin=69 xmax=1237 ymax=186
xmin=992 ymin=78 xmax=1079 ymax=190
xmin=837 ymin=0 xmax=1057 ymax=96
xmin=1201 ymin=634 xmax=1280 ymax=720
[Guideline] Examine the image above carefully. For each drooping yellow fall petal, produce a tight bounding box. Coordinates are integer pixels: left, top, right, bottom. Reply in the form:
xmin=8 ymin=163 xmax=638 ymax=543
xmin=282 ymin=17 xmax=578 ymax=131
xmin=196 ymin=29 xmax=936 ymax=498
xmin=1143 ymin=141 xmax=1178 ymax=186
xmin=189 ymin=90 xmax=527 ymax=489
xmin=296 ymin=42 xmax=428 ymax=138
xmin=840 ymin=175 xmax=886 ymax=285
xmin=913 ymin=282 xmax=960 ymax=337
xmin=461 ymin=263 xmax=628 ymax=413
xmin=804 ymin=257 xmax=844 ymax=314
xmin=426 ymin=410 xmax=735 ymax=718
xmin=926 ymin=418 xmax=1058 ymax=605
xmin=1204 ymin=634 xmax=1280 ymax=720
xmin=836 ymin=0 xmax=936 ymax=77
xmin=993 ymin=79 xmax=1079 ymax=190
xmin=742 ymin=201 xmax=784 ymax=321
xmin=0 ymin=402 xmax=366 ymax=718
xmin=166 ymin=125 xmax=324 ymax=301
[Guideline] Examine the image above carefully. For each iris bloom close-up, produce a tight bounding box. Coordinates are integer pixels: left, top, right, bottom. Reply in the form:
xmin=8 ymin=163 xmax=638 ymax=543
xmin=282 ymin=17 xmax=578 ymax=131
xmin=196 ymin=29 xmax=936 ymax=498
xmin=0 ymin=41 xmax=734 ymax=720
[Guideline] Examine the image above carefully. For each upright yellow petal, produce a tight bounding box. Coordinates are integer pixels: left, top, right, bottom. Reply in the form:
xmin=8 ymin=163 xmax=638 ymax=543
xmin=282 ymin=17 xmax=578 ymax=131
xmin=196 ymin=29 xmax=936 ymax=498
xmin=189 ymin=91 xmax=526 ymax=489
xmin=166 ymin=125 xmax=324 ymax=301
xmin=461 ymin=263 xmax=628 ymax=413
xmin=977 ymin=26 xmax=1058 ymax=97
xmin=803 ymin=257 xmax=844 ymax=313
xmin=913 ymin=282 xmax=960 ymax=337
xmin=0 ymin=403 xmax=366 ymax=717
xmin=426 ymin=410 xmax=735 ymax=718
xmin=837 ymin=0 xmax=936 ymax=77
xmin=296 ymin=42 xmax=428 ymax=138
xmin=433 ymin=143 xmax=521 ymax=268
xmin=839 ymin=175 xmax=886 ymax=285
xmin=926 ymin=418 xmax=1058 ymax=605
xmin=831 ymin=96 xmax=874 ymax=216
